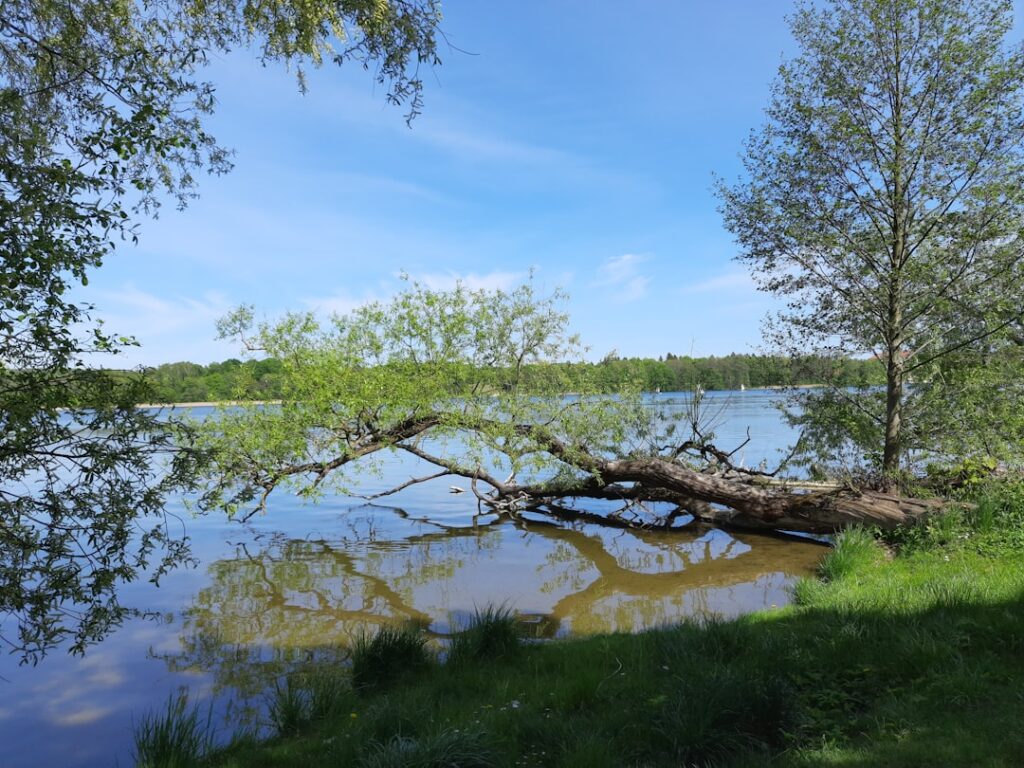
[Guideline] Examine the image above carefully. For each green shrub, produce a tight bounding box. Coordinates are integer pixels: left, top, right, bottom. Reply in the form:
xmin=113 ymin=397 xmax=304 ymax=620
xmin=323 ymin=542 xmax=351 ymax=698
xmin=265 ymin=668 xmax=354 ymax=737
xmin=883 ymin=479 xmax=1024 ymax=555
xmin=307 ymin=668 xmax=354 ymax=721
xmin=964 ymin=480 xmax=1024 ymax=550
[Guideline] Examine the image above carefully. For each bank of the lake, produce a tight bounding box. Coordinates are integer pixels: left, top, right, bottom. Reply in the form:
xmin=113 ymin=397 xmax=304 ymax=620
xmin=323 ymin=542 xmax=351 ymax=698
xmin=169 ymin=481 xmax=1024 ymax=768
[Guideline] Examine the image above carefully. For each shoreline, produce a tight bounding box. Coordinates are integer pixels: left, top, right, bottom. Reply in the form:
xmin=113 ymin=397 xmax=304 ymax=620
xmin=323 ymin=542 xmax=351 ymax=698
xmin=139 ymin=385 xmax=832 ymax=408
xmin=135 ymin=399 xmax=283 ymax=409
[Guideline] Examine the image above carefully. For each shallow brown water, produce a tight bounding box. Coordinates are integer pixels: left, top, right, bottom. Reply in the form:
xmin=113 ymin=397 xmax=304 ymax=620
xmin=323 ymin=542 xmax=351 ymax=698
xmin=152 ymin=507 xmax=823 ymax=722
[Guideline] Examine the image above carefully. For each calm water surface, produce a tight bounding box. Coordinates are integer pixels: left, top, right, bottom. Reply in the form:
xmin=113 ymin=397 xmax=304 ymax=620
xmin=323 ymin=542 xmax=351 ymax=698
xmin=0 ymin=391 xmax=823 ymax=767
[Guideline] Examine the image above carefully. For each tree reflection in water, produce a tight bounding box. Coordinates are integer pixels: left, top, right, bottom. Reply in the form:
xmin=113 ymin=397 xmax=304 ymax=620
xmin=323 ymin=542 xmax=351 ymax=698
xmin=155 ymin=505 xmax=823 ymax=725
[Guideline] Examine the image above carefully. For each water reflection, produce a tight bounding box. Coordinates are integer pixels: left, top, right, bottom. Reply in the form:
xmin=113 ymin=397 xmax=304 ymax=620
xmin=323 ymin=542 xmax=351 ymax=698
xmin=0 ymin=393 xmax=819 ymax=768
xmin=157 ymin=506 xmax=823 ymax=719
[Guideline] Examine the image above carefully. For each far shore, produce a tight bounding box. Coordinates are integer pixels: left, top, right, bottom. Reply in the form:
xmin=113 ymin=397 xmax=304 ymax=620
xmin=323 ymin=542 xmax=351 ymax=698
xmin=135 ymin=399 xmax=283 ymax=409
xmin=138 ymin=385 xmax=833 ymax=409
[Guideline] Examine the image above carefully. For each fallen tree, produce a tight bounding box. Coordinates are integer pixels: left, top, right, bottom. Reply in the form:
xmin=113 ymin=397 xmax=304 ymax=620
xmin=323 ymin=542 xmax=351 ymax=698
xmin=191 ymin=281 xmax=945 ymax=535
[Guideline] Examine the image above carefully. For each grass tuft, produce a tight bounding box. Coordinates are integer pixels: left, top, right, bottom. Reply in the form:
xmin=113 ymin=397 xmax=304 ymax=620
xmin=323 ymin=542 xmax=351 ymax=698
xmin=267 ymin=675 xmax=309 ymax=737
xmin=818 ymin=526 xmax=882 ymax=582
xmin=448 ymin=604 xmax=521 ymax=665
xmin=360 ymin=728 xmax=500 ymax=768
xmin=133 ymin=691 xmax=214 ymax=768
xmin=307 ymin=667 xmax=354 ymax=721
xmin=267 ymin=668 xmax=355 ymax=736
xmin=352 ymin=624 xmax=432 ymax=693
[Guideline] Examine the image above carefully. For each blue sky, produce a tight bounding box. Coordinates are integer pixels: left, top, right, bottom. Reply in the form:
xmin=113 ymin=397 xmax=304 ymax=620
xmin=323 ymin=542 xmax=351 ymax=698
xmin=79 ymin=1 xmax=1024 ymax=367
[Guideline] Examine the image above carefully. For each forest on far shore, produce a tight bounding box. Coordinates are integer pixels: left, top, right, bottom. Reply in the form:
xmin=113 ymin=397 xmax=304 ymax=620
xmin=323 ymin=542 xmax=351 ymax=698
xmin=140 ymin=353 xmax=886 ymax=403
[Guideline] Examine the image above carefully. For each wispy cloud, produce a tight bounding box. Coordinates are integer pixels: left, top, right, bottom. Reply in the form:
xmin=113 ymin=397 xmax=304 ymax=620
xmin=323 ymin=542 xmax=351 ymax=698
xmin=303 ymin=269 xmax=526 ymax=319
xmin=88 ymin=286 xmax=236 ymax=366
xmin=302 ymin=288 xmax=387 ymax=317
xmin=97 ymin=286 xmax=231 ymax=333
xmin=593 ymin=254 xmax=651 ymax=302
xmin=412 ymin=269 xmax=526 ymax=292
xmin=681 ymin=270 xmax=756 ymax=295
xmin=415 ymin=123 xmax=577 ymax=168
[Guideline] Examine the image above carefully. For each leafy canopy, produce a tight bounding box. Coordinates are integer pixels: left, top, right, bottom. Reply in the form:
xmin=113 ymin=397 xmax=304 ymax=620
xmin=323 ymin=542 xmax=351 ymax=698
xmin=195 ymin=279 xmax=657 ymax=518
xmin=0 ymin=0 xmax=440 ymax=660
xmin=717 ymin=0 xmax=1024 ymax=477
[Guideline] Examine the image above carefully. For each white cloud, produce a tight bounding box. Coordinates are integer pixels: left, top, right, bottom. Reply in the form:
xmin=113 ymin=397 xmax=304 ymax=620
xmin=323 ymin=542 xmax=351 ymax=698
xmin=593 ymin=253 xmax=651 ymax=302
xmin=302 ymin=270 xmax=526 ymax=320
xmin=302 ymin=289 xmax=387 ymax=317
xmin=412 ymin=270 xmax=526 ymax=292
xmin=87 ymin=286 xmax=236 ymax=366
xmin=416 ymin=123 xmax=577 ymax=168
xmin=294 ymin=73 xmax=587 ymax=171
xmin=97 ymin=286 xmax=231 ymax=333
xmin=681 ymin=270 xmax=757 ymax=294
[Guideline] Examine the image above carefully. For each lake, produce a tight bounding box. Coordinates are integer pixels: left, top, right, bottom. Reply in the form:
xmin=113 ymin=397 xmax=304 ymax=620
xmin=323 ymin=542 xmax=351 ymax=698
xmin=0 ymin=390 xmax=825 ymax=768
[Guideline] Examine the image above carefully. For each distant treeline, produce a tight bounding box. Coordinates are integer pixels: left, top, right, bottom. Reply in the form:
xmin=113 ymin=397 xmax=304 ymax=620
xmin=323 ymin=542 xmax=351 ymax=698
xmin=141 ymin=354 xmax=884 ymax=403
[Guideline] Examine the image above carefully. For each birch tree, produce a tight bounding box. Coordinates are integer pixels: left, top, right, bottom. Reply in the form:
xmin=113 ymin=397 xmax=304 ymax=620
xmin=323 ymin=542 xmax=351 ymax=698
xmin=717 ymin=0 xmax=1024 ymax=485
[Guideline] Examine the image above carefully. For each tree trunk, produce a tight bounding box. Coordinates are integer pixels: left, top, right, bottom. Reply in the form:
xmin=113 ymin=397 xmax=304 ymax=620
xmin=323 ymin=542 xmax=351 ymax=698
xmin=882 ymin=338 xmax=904 ymax=487
xmin=495 ymin=454 xmax=944 ymax=536
xmin=882 ymin=28 xmax=907 ymax=491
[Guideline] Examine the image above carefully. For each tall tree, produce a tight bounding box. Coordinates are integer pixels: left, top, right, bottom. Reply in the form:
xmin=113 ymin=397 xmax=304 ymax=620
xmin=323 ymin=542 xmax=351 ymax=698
xmin=0 ymin=0 xmax=440 ymax=660
xmin=718 ymin=0 xmax=1024 ymax=485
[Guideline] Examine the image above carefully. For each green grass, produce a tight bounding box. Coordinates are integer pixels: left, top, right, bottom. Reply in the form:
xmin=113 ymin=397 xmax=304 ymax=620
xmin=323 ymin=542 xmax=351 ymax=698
xmin=360 ymin=728 xmax=500 ymax=768
xmin=145 ymin=481 xmax=1024 ymax=767
xmin=350 ymin=624 xmax=432 ymax=693
xmin=133 ymin=691 xmax=214 ymax=768
xmin=448 ymin=605 xmax=521 ymax=666
xmin=816 ymin=525 xmax=882 ymax=581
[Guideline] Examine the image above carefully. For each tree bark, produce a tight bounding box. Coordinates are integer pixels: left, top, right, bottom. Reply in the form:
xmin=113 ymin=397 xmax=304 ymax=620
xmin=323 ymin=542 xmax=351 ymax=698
xmin=882 ymin=20 xmax=907 ymax=490
xmin=882 ymin=330 xmax=904 ymax=487
xmin=486 ymin=454 xmax=944 ymax=536
xmin=235 ymin=415 xmax=948 ymax=537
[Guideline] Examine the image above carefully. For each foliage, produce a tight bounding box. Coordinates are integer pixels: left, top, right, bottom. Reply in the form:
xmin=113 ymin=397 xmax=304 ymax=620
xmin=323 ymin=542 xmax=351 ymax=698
xmin=881 ymin=478 xmax=1024 ymax=554
xmin=305 ymin=668 xmax=356 ymax=723
xmin=0 ymin=0 xmax=440 ymax=658
xmin=0 ymin=367 xmax=201 ymax=661
xmin=147 ymin=358 xmax=285 ymax=402
xmin=910 ymin=351 xmax=1024 ymax=468
xmin=193 ymin=278 xmax=896 ymax=532
xmin=193 ymin=279 xmax=657 ymax=518
xmin=265 ymin=668 xmax=355 ymax=736
xmin=815 ymin=527 xmax=883 ymax=582
xmin=267 ymin=676 xmax=310 ymax=737
xmin=718 ymin=0 xmax=1024 ymax=481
